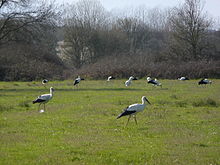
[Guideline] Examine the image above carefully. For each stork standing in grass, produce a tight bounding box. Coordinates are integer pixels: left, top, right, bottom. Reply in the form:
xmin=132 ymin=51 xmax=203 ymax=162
xmin=74 ymin=76 xmax=84 ymax=87
xmin=117 ymin=96 xmax=151 ymax=126
xmin=147 ymin=77 xmax=162 ymax=87
xmin=42 ymin=79 xmax=48 ymax=88
xmin=125 ymin=76 xmax=134 ymax=87
xmin=198 ymin=78 xmax=212 ymax=85
xmin=33 ymin=87 xmax=54 ymax=112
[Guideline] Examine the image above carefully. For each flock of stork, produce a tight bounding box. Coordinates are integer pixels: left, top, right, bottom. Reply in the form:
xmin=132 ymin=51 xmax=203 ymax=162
xmin=32 ymin=76 xmax=212 ymax=126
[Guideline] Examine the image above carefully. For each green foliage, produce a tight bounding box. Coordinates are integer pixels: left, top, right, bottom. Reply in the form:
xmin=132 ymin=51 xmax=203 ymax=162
xmin=0 ymin=80 xmax=220 ymax=164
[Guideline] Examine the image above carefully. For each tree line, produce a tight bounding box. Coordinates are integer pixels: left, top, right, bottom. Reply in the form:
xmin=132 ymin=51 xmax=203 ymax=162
xmin=0 ymin=0 xmax=219 ymax=81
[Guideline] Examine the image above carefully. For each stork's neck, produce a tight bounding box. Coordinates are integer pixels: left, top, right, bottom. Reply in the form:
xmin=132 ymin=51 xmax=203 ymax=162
xmin=50 ymin=89 xmax=53 ymax=96
xmin=142 ymin=98 xmax=147 ymax=105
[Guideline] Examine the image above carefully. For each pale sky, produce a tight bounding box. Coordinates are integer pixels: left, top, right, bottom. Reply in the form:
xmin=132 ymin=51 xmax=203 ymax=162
xmin=57 ymin=0 xmax=220 ymax=18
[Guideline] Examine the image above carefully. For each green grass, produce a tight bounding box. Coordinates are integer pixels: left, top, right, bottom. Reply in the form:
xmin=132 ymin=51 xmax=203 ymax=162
xmin=0 ymin=79 xmax=220 ymax=165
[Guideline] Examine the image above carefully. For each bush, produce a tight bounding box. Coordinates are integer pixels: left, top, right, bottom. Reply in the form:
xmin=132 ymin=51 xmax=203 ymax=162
xmin=73 ymin=54 xmax=220 ymax=79
xmin=0 ymin=44 xmax=65 ymax=81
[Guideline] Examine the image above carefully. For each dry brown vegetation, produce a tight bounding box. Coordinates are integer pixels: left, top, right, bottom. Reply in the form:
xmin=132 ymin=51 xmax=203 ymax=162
xmin=74 ymin=55 xmax=220 ymax=79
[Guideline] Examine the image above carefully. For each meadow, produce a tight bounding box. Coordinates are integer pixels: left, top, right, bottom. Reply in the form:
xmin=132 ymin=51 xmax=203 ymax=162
xmin=0 ymin=79 xmax=219 ymax=165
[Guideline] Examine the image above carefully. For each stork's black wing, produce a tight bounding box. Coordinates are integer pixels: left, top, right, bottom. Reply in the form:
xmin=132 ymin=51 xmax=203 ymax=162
xmin=117 ymin=107 xmax=136 ymax=119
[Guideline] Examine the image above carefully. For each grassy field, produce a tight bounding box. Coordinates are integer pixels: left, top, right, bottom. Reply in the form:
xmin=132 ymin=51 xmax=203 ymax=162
xmin=0 ymin=79 xmax=219 ymax=165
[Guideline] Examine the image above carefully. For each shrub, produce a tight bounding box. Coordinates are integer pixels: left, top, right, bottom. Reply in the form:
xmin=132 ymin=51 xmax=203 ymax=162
xmin=73 ymin=54 xmax=220 ymax=79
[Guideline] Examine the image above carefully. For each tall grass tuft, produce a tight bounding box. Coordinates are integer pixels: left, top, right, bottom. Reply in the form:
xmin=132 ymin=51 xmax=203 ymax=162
xmin=170 ymin=94 xmax=178 ymax=99
xmin=175 ymin=101 xmax=188 ymax=107
xmin=18 ymin=100 xmax=30 ymax=109
xmin=0 ymin=104 xmax=14 ymax=112
xmin=192 ymin=98 xmax=219 ymax=107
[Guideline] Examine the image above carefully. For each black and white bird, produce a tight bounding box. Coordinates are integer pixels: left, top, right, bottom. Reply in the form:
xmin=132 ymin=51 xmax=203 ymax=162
xmin=125 ymin=76 xmax=134 ymax=87
xmin=33 ymin=87 xmax=54 ymax=112
xmin=198 ymin=78 xmax=212 ymax=85
xmin=178 ymin=77 xmax=189 ymax=80
xmin=42 ymin=79 xmax=48 ymax=88
xmin=147 ymin=77 xmax=162 ymax=87
xmin=74 ymin=76 xmax=84 ymax=86
xmin=107 ymin=76 xmax=115 ymax=81
xmin=117 ymin=96 xmax=151 ymax=126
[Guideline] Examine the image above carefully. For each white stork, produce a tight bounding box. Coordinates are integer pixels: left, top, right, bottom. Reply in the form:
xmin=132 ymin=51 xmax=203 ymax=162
xmin=178 ymin=77 xmax=189 ymax=80
xmin=125 ymin=76 xmax=134 ymax=87
xmin=74 ymin=76 xmax=84 ymax=86
xmin=33 ymin=87 xmax=54 ymax=112
xmin=107 ymin=76 xmax=115 ymax=81
xmin=117 ymin=96 xmax=151 ymax=126
xmin=147 ymin=77 xmax=162 ymax=87
xmin=42 ymin=79 xmax=48 ymax=88
xmin=198 ymin=78 xmax=212 ymax=85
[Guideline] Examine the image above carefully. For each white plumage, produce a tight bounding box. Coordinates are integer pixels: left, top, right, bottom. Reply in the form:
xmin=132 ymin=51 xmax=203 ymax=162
xmin=33 ymin=87 xmax=54 ymax=112
xmin=117 ymin=96 xmax=151 ymax=126
xmin=125 ymin=76 xmax=134 ymax=87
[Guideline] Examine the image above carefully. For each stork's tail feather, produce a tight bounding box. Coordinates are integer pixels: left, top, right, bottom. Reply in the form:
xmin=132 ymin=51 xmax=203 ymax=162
xmin=33 ymin=98 xmax=45 ymax=104
xmin=117 ymin=109 xmax=135 ymax=119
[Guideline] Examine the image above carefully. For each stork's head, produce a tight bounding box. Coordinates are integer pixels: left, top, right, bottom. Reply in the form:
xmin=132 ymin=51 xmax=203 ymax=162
xmin=142 ymin=96 xmax=151 ymax=104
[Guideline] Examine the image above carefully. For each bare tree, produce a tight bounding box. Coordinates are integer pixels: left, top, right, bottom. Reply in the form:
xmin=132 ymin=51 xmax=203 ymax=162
xmin=0 ymin=0 xmax=64 ymax=81
xmin=116 ymin=17 xmax=151 ymax=54
xmin=63 ymin=0 xmax=109 ymax=68
xmin=169 ymin=0 xmax=212 ymax=60
xmin=0 ymin=0 xmax=59 ymax=45
xmin=0 ymin=0 xmax=28 ymax=9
